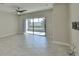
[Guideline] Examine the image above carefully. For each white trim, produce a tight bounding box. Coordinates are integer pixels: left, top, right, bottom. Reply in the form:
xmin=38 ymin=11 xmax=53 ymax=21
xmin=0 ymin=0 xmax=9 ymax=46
xmin=0 ymin=32 xmax=17 ymax=39
xmin=53 ymin=41 xmax=70 ymax=47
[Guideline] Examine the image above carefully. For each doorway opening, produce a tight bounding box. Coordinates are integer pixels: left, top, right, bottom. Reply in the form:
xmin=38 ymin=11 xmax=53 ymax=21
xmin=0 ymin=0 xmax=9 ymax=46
xmin=24 ymin=17 xmax=46 ymax=36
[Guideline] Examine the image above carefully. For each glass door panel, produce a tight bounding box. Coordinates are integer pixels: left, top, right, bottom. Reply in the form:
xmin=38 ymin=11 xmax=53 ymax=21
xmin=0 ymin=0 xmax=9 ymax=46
xmin=26 ymin=19 xmax=34 ymax=34
xmin=33 ymin=18 xmax=45 ymax=36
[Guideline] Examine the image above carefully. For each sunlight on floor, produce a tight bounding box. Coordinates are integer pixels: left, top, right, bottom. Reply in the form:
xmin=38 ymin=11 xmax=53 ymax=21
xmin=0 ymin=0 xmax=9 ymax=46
xmin=24 ymin=34 xmax=47 ymax=48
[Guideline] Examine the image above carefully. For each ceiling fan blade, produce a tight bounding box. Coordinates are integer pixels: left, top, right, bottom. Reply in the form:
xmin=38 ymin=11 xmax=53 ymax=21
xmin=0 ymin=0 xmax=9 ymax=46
xmin=22 ymin=10 xmax=27 ymax=11
xmin=16 ymin=10 xmax=27 ymax=13
xmin=16 ymin=9 xmax=18 ymax=12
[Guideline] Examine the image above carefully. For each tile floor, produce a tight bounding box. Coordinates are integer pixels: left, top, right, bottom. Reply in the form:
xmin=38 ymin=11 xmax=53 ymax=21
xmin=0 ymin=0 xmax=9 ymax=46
xmin=0 ymin=34 xmax=70 ymax=56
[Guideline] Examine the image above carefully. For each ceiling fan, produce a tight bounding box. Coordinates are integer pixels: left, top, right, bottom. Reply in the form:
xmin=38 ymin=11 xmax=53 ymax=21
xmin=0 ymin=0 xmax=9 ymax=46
xmin=15 ymin=7 xmax=27 ymax=14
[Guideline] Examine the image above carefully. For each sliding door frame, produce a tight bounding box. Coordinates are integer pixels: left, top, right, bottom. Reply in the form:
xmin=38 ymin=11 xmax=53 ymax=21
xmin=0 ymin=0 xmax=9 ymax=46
xmin=25 ymin=17 xmax=46 ymax=36
xmin=44 ymin=17 xmax=46 ymax=37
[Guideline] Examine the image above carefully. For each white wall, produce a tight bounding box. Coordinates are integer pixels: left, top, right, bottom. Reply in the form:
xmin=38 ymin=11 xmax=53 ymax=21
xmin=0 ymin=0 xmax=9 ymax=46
xmin=0 ymin=11 xmax=18 ymax=37
xmin=52 ymin=4 xmax=70 ymax=45
xmin=18 ymin=9 xmax=53 ymax=40
xmin=69 ymin=3 xmax=79 ymax=55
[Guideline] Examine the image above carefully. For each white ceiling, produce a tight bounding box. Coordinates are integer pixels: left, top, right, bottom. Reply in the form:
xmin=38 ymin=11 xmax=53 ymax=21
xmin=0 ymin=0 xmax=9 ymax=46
xmin=0 ymin=3 xmax=53 ymax=14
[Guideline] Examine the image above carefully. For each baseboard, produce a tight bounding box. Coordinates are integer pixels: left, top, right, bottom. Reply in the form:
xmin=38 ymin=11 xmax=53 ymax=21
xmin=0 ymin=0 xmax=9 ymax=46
xmin=0 ymin=32 xmax=17 ymax=39
xmin=53 ymin=41 xmax=70 ymax=47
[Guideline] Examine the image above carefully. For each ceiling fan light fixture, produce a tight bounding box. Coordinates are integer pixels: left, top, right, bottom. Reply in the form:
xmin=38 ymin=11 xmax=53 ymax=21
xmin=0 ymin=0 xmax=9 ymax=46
xmin=17 ymin=12 xmax=20 ymax=14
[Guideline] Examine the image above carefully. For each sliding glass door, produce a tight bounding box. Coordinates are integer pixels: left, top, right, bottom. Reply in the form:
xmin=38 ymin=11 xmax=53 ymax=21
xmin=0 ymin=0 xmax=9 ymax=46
xmin=25 ymin=17 xmax=46 ymax=36
xmin=26 ymin=19 xmax=34 ymax=34
xmin=33 ymin=18 xmax=45 ymax=36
